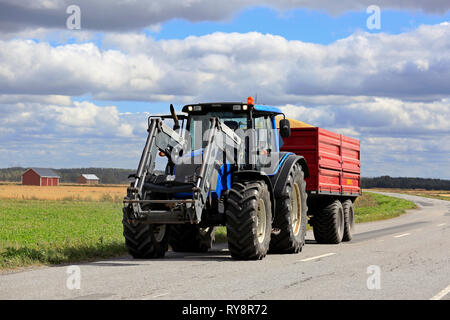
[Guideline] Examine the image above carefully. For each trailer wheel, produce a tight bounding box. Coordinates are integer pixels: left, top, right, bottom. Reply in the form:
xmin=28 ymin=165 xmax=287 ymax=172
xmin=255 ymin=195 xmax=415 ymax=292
xmin=312 ymin=200 xmax=344 ymax=244
xmin=269 ymin=163 xmax=308 ymax=254
xmin=170 ymin=225 xmax=216 ymax=252
xmin=122 ymin=192 xmax=170 ymax=259
xmin=226 ymin=181 xmax=272 ymax=260
xmin=342 ymin=199 xmax=354 ymax=241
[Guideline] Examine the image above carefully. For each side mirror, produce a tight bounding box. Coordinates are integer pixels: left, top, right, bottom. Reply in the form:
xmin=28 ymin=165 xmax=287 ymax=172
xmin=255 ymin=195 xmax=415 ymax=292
xmin=279 ymin=119 xmax=291 ymax=138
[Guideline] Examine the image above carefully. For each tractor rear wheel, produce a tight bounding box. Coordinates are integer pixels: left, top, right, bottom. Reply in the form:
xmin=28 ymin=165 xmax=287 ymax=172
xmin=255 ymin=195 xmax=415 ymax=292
xmin=312 ymin=200 xmax=344 ymax=244
xmin=170 ymin=225 xmax=216 ymax=252
xmin=342 ymin=199 xmax=355 ymax=241
xmin=269 ymin=163 xmax=308 ymax=254
xmin=226 ymin=180 xmax=272 ymax=260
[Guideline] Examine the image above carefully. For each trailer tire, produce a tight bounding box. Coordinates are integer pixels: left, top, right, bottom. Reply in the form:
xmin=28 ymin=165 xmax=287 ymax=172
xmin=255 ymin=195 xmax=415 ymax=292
xmin=312 ymin=200 xmax=345 ymax=244
xmin=342 ymin=199 xmax=354 ymax=242
xmin=170 ymin=225 xmax=216 ymax=252
xmin=226 ymin=181 xmax=272 ymax=260
xmin=269 ymin=163 xmax=308 ymax=254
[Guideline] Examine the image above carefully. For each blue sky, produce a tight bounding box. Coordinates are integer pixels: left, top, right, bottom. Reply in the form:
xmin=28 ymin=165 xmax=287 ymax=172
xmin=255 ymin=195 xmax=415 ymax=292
xmin=152 ymin=7 xmax=450 ymax=42
xmin=0 ymin=1 xmax=449 ymax=178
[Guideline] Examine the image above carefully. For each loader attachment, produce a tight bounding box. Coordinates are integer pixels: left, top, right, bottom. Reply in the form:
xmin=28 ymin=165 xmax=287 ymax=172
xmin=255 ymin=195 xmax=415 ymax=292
xmin=123 ymin=116 xmax=241 ymax=225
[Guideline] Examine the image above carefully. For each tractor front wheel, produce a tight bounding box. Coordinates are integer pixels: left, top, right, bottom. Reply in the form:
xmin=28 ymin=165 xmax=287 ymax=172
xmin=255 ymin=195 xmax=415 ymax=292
xmin=123 ymin=211 xmax=170 ymax=258
xmin=226 ymin=181 xmax=272 ymax=260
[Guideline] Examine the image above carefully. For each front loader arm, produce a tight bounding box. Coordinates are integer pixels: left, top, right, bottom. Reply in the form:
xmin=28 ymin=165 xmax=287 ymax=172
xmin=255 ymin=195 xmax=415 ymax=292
xmin=124 ymin=116 xmax=240 ymax=224
xmin=192 ymin=118 xmax=241 ymax=222
xmin=126 ymin=118 xmax=185 ymax=219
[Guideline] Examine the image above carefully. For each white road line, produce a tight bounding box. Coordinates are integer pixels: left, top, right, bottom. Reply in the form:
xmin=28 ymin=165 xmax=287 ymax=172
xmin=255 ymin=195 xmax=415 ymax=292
xmin=394 ymin=233 xmax=411 ymax=238
xmin=299 ymin=253 xmax=336 ymax=262
xmin=430 ymin=284 xmax=450 ymax=300
xmin=437 ymin=223 xmax=446 ymax=227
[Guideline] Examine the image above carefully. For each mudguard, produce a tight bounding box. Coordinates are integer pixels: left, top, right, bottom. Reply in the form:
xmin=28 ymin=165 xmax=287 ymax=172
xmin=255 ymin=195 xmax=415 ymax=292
xmin=269 ymin=153 xmax=309 ymax=199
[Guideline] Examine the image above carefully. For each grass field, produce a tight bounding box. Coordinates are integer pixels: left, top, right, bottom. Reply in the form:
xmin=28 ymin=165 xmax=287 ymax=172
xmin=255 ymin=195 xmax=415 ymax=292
xmin=353 ymin=192 xmax=417 ymax=223
xmin=0 ymin=200 xmax=125 ymax=270
xmin=368 ymin=188 xmax=450 ymax=201
xmin=0 ymin=186 xmax=416 ymax=270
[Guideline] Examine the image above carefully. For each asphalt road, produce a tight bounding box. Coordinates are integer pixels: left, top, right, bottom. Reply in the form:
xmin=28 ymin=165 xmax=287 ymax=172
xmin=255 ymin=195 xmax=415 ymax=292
xmin=1 ymin=192 xmax=449 ymax=300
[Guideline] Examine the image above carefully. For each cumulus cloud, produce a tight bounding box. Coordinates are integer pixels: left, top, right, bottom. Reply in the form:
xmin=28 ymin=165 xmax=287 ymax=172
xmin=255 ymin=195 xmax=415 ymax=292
xmin=0 ymin=96 xmax=150 ymax=167
xmin=1 ymin=0 xmax=449 ymax=34
xmin=280 ymin=98 xmax=450 ymax=136
xmin=279 ymin=97 xmax=450 ymax=178
xmin=1 ymin=23 xmax=450 ymax=103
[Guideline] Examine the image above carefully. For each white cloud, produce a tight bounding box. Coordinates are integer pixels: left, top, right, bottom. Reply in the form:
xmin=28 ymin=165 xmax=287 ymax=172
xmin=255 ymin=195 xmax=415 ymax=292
xmin=1 ymin=23 xmax=450 ymax=104
xmin=0 ymin=96 xmax=151 ymax=168
xmin=1 ymin=0 xmax=449 ymax=34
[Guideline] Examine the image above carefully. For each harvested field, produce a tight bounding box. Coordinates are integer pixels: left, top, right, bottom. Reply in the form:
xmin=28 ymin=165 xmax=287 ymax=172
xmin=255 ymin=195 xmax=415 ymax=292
xmin=0 ymin=184 xmax=127 ymax=202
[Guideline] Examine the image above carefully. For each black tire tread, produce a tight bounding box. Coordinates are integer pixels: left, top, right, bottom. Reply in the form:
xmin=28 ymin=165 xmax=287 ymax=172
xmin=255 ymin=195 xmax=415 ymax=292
xmin=226 ymin=181 xmax=272 ymax=260
xmin=269 ymin=163 xmax=308 ymax=254
xmin=312 ymin=200 xmax=344 ymax=244
xmin=342 ymin=199 xmax=354 ymax=242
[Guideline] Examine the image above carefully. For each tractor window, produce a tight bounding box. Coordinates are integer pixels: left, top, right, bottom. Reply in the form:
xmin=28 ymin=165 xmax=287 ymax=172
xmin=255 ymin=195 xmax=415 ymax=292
xmin=188 ymin=112 xmax=247 ymax=150
xmin=254 ymin=116 xmax=275 ymax=151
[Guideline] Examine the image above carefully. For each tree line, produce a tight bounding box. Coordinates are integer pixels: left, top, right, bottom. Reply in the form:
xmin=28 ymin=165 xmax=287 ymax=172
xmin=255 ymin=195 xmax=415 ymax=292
xmin=361 ymin=176 xmax=450 ymax=190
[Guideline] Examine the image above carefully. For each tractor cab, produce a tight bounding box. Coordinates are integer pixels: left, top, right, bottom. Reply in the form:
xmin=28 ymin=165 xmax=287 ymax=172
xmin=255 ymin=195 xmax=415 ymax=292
xmin=181 ymin=99 xmax=290 ymax=164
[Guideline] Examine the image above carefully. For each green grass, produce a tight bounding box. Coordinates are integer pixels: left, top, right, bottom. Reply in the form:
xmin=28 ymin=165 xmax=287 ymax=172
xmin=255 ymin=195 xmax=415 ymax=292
xmin=354 ymin=192 xmax=417 ymax=223
xmin=0 ymin=199 xmax=126 ymax=270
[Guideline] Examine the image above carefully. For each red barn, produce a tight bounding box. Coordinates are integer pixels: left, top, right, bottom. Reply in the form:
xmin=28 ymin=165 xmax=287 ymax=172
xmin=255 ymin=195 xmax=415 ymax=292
xmin=22 ymin=168 xmax=60 ymax=186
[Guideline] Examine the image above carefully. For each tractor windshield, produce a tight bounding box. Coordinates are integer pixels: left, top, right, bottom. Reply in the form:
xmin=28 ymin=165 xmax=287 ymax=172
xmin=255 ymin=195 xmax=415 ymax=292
xmin=188 ymin=112 xmax=247 ymax=150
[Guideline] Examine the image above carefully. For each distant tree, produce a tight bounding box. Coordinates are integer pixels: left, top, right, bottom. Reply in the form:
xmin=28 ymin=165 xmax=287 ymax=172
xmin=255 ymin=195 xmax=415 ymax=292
xmin=362 ymin=176 xmax=450 ymax=190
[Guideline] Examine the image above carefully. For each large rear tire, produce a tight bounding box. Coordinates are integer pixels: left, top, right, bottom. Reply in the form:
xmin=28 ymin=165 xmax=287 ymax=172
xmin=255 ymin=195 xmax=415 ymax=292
xmin=226 ymin=181 xmax=272 ymax=260
xmin=312 ymin=200 xmax=344 ymax=244
xmin=170 ymin=225 xmax=216 ymax=252
xmin=342 ymin=199 xmax=355 ymax=242
xmin=269 ymin=163 xmax=308 ymax=254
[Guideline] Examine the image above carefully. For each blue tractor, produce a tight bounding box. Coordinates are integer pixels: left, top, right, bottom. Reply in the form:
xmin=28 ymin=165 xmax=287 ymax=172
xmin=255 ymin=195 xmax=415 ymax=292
xmin=123 ymin=98 xmax=309 ymax=260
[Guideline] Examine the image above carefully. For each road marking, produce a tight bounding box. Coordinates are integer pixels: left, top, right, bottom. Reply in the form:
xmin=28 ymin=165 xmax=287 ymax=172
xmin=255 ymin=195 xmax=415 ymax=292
xmin=430 ymin=284 xmax=450 ymax=300
xmin=437 ymin=223 xmax=446 ymax=227
xmin=299 ymin=253 xmax=336 ymax=262
xmin=393 ymin=233 xmax=411 ymax=238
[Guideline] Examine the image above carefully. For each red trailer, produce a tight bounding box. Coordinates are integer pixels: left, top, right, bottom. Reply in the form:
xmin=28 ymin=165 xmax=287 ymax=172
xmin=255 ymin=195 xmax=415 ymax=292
xmin=281 ymin=126 xmax=361 ymax=244
xmin=281 ymin=127 xmax=361 ymax=196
